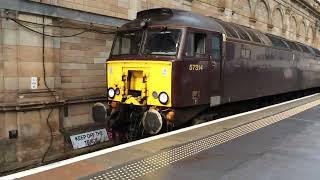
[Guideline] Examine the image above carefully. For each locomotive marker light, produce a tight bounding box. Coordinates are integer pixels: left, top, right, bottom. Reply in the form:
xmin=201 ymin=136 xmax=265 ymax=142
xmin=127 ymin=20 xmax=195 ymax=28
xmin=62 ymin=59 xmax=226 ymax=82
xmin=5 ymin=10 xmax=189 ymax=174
xmin=159 ymin=92 xmax=169 ymax=105
xmin=152 ymin=91 xmax=158 ymax=98
xmin=115 ymin=88 xmax=120 ymax=95
xmin=108 ymin=88 xmax=115 ymax=99
xmin=162 ymin=67 xmax=168 ymax=76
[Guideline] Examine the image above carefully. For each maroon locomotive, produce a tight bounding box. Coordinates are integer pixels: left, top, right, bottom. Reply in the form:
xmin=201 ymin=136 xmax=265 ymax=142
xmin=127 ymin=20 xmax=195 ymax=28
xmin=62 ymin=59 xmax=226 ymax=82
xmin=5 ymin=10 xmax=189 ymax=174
xmin=104 ymin=8 xmax=320 ymax=140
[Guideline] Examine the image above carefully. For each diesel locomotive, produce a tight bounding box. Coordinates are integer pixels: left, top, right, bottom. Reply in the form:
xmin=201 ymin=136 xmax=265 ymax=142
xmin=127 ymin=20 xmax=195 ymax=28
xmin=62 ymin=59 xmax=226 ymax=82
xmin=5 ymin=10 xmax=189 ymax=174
xmin=104 ymin=8 xmax=320 ymax=139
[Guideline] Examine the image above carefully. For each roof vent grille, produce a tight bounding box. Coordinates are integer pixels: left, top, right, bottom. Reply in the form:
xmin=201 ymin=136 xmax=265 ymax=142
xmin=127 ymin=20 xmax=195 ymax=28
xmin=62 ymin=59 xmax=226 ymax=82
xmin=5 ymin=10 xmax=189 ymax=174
xmin=137 ymin=8 xmax=173 ymax=19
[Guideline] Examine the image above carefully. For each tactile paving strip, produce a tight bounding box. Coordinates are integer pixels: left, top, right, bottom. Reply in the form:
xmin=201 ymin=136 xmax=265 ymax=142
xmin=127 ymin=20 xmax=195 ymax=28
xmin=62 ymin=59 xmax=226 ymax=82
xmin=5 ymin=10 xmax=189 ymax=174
xmin=81 ymin=99 xmax=320 ymax=180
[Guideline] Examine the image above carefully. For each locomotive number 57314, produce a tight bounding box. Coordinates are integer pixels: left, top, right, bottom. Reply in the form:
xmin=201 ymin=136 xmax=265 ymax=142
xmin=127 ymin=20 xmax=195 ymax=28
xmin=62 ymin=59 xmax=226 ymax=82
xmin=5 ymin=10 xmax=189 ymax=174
xmin=189 ymin=64 xmax=204 ymax=71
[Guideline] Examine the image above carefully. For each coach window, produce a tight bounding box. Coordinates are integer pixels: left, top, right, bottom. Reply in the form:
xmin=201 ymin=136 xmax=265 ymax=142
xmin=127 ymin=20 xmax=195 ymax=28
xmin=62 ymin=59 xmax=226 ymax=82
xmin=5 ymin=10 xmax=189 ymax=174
xmin=186 ymin=32 xmax=206 ymax=57
xmin=241 ymin=48 xmax=251 ymax=59
xmin=211 ymin=35 xmax=221 ymax=61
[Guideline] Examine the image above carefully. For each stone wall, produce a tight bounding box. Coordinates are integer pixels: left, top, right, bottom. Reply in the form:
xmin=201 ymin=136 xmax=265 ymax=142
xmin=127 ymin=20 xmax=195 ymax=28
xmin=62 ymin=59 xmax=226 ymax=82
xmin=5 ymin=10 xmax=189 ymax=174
xmin=0 ymin=11 xmax=114 ymax=173
xmin=59 ymin=24 xmax=113 ymax=99
xmin=31 ymin=0 xmax=320 ymax=48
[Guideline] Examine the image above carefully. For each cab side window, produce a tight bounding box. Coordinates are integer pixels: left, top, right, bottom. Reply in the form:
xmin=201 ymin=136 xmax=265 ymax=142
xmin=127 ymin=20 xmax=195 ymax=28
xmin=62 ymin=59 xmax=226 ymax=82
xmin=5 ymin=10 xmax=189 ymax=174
xmin=186 ymin=32 xmax=206 ymax=57
xmin=211 ymin=36 xmax=221 ymax=61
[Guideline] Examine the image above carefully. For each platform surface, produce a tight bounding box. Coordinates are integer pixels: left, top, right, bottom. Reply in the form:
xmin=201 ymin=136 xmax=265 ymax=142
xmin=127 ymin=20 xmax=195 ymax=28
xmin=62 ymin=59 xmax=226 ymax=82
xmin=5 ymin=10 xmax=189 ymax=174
xmin=134 ymin=106 xmax=320 ymax=180
xmin=3 ymin=94 xmax=320 ymax=180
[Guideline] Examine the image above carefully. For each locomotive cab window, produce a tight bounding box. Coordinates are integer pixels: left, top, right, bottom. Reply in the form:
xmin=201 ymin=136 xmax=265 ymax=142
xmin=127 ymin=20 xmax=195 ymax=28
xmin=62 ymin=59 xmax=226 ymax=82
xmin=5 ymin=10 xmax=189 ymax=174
xmin=111 ymin=29 xmax=181 ymax=56
xmin=143 ymin=29 xmax=181 ymax=55
xmin=112 ymin=31 xmax=143 ymax=55
xmin=211 ymin=35 xmax=221 ymax=61
xmin=186 ymin=32 xmax=207 ymax=57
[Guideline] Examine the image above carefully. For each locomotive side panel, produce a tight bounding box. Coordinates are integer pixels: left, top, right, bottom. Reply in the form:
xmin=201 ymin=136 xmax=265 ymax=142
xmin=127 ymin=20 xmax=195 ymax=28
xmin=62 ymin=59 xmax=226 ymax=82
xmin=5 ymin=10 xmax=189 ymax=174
xmin=222 ymin=41 xmax=255 ymax=103
xmin=263 ymin=47 xmax=298 ymax=95
xmin=222 ymin=40 xmax=301 ymax=103
xmin=172 ymin=30 xmax=223 ymax=108
xmin=171 ymin=60 xmax=211 ymax=107
xmin=299 ymin=53 xmax=320 ymax=89
xmin=314 ymin=56 xmax=320 ymax=87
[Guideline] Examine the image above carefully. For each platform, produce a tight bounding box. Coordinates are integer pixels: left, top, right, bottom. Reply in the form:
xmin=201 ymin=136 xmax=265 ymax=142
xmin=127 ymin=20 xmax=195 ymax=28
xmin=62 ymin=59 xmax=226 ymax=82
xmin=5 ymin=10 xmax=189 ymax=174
xmin=3 ymin=93 xmax=320 ymax=180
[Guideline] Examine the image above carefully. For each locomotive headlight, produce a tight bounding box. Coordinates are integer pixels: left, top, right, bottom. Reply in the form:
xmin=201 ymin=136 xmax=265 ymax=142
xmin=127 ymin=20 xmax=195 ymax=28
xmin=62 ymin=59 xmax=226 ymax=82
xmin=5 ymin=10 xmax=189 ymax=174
xmin=108 ymin=88 xmax=115 ymax=98
xmin=158 ymin=92 xmax=169 ymax=104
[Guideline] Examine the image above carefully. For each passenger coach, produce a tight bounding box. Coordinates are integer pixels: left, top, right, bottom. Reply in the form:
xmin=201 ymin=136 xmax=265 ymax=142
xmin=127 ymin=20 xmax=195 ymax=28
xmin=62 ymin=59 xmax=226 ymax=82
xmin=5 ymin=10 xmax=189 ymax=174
xmin=103 ymin=8 xmax=320 ymax=140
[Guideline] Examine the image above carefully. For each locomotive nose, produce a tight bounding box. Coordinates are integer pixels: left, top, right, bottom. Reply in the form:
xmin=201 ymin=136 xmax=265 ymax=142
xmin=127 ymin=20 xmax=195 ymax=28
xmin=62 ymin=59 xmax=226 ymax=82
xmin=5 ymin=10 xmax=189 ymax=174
xmin=107 ymin=61 xmax=172 ymax=107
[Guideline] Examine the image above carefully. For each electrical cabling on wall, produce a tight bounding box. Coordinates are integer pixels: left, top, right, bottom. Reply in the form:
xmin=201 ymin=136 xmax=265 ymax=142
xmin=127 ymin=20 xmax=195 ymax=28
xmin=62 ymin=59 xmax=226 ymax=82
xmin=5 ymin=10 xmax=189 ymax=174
xmin=1 ymin=10 xmax=116 ymax=164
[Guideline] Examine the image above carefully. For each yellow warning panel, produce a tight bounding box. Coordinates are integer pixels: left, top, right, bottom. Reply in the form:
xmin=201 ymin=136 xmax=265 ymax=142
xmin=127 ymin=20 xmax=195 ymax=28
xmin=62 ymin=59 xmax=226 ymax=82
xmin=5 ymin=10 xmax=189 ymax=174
xmin=107 ymin=60 xmax=172 ymax=107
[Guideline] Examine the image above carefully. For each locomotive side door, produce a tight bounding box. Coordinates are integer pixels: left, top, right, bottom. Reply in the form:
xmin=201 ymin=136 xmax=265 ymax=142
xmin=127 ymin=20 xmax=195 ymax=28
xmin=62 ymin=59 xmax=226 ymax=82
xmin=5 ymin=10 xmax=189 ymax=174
xmin=182 ymin=29 xmax=211 ymax=106
xmin=208 ymin=32 xmax=222 ymax=106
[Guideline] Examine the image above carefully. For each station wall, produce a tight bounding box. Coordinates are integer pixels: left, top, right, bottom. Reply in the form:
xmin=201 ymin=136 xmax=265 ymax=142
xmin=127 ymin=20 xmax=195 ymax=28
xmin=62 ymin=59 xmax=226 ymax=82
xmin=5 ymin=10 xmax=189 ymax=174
xmin=0 ymin=12 xmax=114 ymax=172
xmin=32 ymin=0 xmax=320 ymax=48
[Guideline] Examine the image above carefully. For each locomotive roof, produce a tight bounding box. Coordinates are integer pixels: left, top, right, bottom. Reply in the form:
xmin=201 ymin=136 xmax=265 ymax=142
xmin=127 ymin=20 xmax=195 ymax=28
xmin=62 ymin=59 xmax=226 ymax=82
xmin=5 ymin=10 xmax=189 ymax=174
xmin=118 ymin=8 xmax=224 ymax=33
xmin=118 ymin=8 xmax=320 ymax=56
